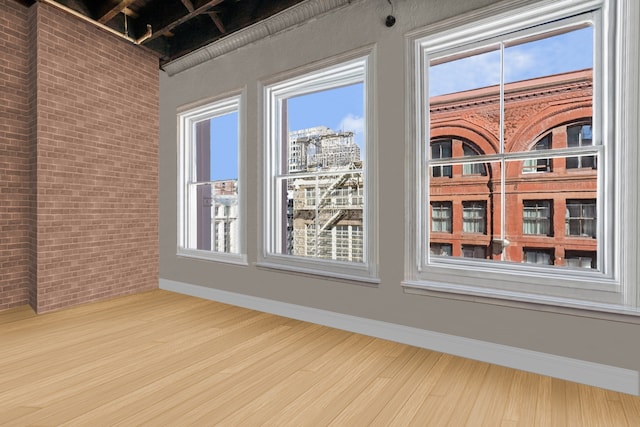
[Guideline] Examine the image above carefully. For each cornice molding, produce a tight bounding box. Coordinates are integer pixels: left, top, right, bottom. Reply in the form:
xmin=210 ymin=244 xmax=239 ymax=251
xmin=163 ymin=0 xmax=358 ymax=76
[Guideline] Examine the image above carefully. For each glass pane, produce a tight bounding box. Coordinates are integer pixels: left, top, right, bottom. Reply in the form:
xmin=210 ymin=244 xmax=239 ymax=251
xmin=211 ymin=112 xmax=239 ymax=180
xmin=189 ymin=110 xmax=239 ymax=254
xmin=430 ymin=49 xmax=501 ymax=96
xmin=462 ymin=201 xmax=487 ymax=234
xmin=566 ymin=123 xmax=596 ymax=169
xmin=504 ymin=26 xmax=593 ymax=84
xmin=429 ymin=160 xmax=497 ymax=260
xmin=287 ymin=83 xmax=364 ymax=174
xmin=429 ymin=49 xmax=501 ymax=159
xmin=502 ymin=157 xmax=597 ymax=268
xmin=504 ymin=26 xmax=593 ymax=155
xmin=522 ymin=135 xmax=551 ymax=173
xmin=187 ymin=182 xmax=239 ymax=254
xmin=428 ymin=155 xmax=598 ymax=270
xmin=430 ymin=201 xmax=452 ymax=233
xmin=286 ymin=172 xmax=364 ymax=262
xmin=522 ymin=200 xmax=552 ymax=236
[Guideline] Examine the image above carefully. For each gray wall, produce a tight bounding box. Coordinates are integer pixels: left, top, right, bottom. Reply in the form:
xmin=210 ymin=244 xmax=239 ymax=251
xmin=159 ymin=0 xmax=640 ymax=373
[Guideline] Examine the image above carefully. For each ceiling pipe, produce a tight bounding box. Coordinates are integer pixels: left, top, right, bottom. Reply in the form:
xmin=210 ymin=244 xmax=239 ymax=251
xmin=38 ymin=0 xmax=152 ymax=45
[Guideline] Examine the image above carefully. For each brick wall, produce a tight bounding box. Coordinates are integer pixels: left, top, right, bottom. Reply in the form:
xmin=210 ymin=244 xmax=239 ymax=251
xmin=0 ymin=0 xmax=159 ymax=313
xmin=31 ymin=3 xmax=159 ymax=313
xmin=0 ymin=0 xmax=30 ymax=311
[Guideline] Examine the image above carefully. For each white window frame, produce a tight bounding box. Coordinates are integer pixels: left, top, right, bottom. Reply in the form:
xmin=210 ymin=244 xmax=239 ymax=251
xmin=177 ymin=92 xmax=247 ymax=265
xmin=405 ymin=0 xmax=640 ymax=314
xmin=260 ymin=47 xmax=378 ymax=283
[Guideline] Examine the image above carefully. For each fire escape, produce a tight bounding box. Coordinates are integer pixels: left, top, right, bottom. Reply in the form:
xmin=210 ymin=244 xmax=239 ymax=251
xmin=289 ymin=130 xmax=362 ymax=258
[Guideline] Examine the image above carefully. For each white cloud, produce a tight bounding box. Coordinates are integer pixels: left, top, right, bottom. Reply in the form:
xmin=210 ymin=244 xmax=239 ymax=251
xmin=504 ymin=50 xmax=535 ymax=79
xmin=430 ymin=50 xmax=501 ymax=96
xmin=338 ymin=114 xmax=365 ymax=136
xmin=430 ymin=27 xmax=593 ymax=96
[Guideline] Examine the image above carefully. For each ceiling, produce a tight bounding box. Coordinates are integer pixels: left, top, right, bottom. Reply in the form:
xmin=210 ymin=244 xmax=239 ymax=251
xmin=18 ymin=0 xmax=308 ymax=66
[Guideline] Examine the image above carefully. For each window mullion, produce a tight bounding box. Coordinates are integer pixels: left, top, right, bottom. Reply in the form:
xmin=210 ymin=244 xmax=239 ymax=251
xmin=499 ymin=41 xmax=507 ymax=258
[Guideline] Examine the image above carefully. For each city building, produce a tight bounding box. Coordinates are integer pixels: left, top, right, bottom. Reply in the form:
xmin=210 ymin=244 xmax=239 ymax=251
xmin=287 ymin=127 xmax=364 ymax=262
xmin=208 ymin=180 xmax=240 ymax=254
xmin=429 ymin=69 xmax=597 ymax=268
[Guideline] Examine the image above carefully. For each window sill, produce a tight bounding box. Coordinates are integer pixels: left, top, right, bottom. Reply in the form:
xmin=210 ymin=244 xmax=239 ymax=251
xmin=402 ymin=279 xmax=640 ymax=323
xmin=177 ymin=249 xmax=248 ymax=266
xmin=256 ymin=260 xmax=380 ymax=286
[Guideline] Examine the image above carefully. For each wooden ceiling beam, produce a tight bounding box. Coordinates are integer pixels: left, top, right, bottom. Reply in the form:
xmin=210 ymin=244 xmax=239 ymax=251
xmin=207 ymin=11 xmax=226 ymax=34
xmin=122 ymin=7 xmax=138 ymax=18
xmin=179 ymin=0 xmax=195 ymax=13
xmin=98 ymin=0 xmax=135 ymax=24
xmin=143 ymin=0 xmax=225 ymax=43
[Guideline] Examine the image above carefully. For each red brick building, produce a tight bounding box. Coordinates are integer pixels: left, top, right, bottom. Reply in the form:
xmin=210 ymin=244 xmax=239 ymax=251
xmin=429 ymin=69 xmax=597 ymax=268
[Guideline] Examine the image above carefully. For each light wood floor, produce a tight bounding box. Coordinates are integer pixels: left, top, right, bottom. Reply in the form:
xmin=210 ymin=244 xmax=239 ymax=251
xmin=0 ymin=290 xmax=639 ymax=426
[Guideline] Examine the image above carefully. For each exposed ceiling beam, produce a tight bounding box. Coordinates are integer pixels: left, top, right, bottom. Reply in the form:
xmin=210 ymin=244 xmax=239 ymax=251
xmin=122 ymin=7 xmax=138 ymax=18
xmin=98 ymin=0 xmax=135 ymax=24
xmin=207 ymin=11 xmax=226 ymax=34
xmin=143 ymin=0 xmax=225 ymax=43
xmin=179 ymin=0 xmax=195 ymax=13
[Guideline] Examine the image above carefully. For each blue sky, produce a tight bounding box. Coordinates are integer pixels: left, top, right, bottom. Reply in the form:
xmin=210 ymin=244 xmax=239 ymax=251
xmin=208 ymin=83 xmax=364 ymax=180
xmin=429 ymin=26 xmax=593 ymax=96
xmin=208 ymin=111 xmax=238 ymax=181
xmin=288 ymin=82 xmax=365 ymax=148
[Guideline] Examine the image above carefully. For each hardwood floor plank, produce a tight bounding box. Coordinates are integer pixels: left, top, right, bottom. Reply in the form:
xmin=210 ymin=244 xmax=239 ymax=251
xmin=461 ymin=364 xmax=515 ymax=426
xmin=0 ymin=289 xmax=638 ymax=426
xmin=387 ymin=353 xmax=454 ymax=425
xmin=263 ymin=334 xmax=382 ymax=425
xmin=564 ymin=381 xmax=586 ymax=427
xmin=369 ymin=349 xmax=443 ymax=426
xmin=502 ymin=370 xmax=540 ymax=426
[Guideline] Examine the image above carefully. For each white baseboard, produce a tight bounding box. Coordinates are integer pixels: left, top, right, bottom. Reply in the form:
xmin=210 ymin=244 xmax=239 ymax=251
xmin=160 ymin=278 xmax=640 ymax=396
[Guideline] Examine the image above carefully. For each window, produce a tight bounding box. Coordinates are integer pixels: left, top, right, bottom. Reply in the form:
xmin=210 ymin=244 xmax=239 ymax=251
xmin=407 ymin=0 xmax=640 ymax=312
xmin=431 ymin=202 xmax=452 ymax=233
xmin=523 ymin=248 xmax=554 ymax=265
xmin=463 ymin=245 xmax=487 ymax=259
xmin=523 ymin=135 xmax=551 ymax=173
xmin=335 ymin=225 xmax=363 ymax=262
xmin=565 ymin=250 xmax=597 ymax=269
xmin=178 ymin=93 xmax=245 ymax=264
xmin=523 ymin=200 xmax=552 ymax=236
xmin=303 ymin=224 xmax=363 ymax=262
xmin=566 ymin=123 xmax=595 ymax=169
xmin=462 ymin=201 xmax=486 ymax=234
xmin=462 ymin=144 xmax=487 ymax=176
xmin=262 ymin=49 xmax=377 ymax=282
xmin=566 ymin=199 xmax=596 ymax=238
xmin=431 ymin=140 xmax=452 ymax=177
xmin=430 ymin=243 xmax=452 ymax=256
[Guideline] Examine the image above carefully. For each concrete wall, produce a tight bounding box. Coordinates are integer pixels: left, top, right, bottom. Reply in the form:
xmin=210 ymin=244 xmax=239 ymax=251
xmin=158 ymin=0 xmax=640 ymax=384
xmin=0 ymin=0 xmax=159 ymax=313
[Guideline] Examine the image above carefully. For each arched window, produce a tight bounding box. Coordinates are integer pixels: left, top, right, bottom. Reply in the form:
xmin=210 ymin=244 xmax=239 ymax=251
xmin=566 ymin=122 xmax=595 ymax=169
xmin=431 ymin=140 xmax=452 ymax=178
xmin=523 ymin=134 xmax=551 ymax=173
xmin=462 ymin=143 xmax=487 ymax=176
